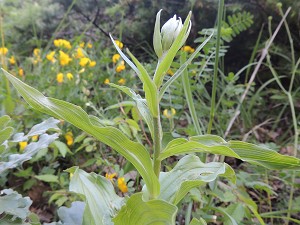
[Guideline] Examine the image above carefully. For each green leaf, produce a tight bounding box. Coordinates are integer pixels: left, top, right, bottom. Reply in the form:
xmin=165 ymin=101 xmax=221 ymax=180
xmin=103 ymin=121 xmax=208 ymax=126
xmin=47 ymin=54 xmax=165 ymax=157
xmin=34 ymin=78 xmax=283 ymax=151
xmin=0 ymin=133 xmax=59 ymax=173
xmin=159 ymin=32 xmax=214 ymax=99
xmin=2 ymin=69 xmax=160 ymax=198
xmin=108 ymin=83 xmax=155 ymax=140
xmin=0 ymin=127 xmax=14 ymax=145
xmin=0 ymin=189 xmax=32 ymax=220
xmin=153 ymin=11 xmax=192 ymax=87
xmin=67 ymin=167 xmax=124 ymax=225
xmin=153 ymin=9 xmax=163 ymax=58
xmin=153 ymin=155 xmax=235 ymax=205
xmin=223 ymin=203 xmax=245 ymax=225
xmin=0 ymin=115 xmax=11 ymax=129
xmin=208 ymin=207 xmax=238 ymax=225
xmin=53 ymin=141 xmax=71 ymax=157
xmin=57 ymin=201 xmax=85 ymax=225
xmin=159 ymin=135 xmax=300 ymax=170
xmin=127 ymin=49 xmax=159 ymax=117
xmin=12 ymin=117 xmax=60 ymax=142
xmin=189 ymin=218 xmax=207 ymax=225
xmin=112 ymin=193 xmax=177 ymax=225
xmin=35 ymin=174 xmax=59 ymax=183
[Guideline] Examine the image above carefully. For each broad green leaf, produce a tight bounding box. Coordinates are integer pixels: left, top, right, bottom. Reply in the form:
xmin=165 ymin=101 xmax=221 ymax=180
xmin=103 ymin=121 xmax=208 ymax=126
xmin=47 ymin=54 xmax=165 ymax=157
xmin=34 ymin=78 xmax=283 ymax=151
xmin=159 ymin=32 xmax=214 ymax=99
xmin=189 ymin=218 xmax=207 ymax=225
xmin=153 ymin=12 xmax=192 ymax=87
xmin=153 ymin=155 xmax=235 ymax=205
xmin=0 ymin=127 xmax=14 ymax=145
xmin=35 ymin=174 xmax=59 ymax=183
xmin=159 ymin=135 xmax=300 ymax=170
xmin=0 ymin=133 xmax=59 ymax=173
xmin=0 ymin=189 xmax=32 ymax=220
xmin=12 ymin=117 xmax=60 ymax=142
xmin=53 ymin=141 xmax=71 ymax=157
xmin=2 ymin=69 xmax=160 ymax=198
xmin=153 ymin=9 xmax=163 ymax=58
xmin=127 ymin=49 xmax=159 ymax=117
xmin=0 ymin=115 xmax=11 ymax=129
xmin=67 ymin=167 xmax=124 ymax=225
xmin=112 ymin=193 xmax=177 ymax=225
xmin=57 ymin=201 xmax=85 ymax=225
xmin=108 ymin=83 xmax=156 ymax=140
xmin=104 ymin=101 xmax=136 ymax=111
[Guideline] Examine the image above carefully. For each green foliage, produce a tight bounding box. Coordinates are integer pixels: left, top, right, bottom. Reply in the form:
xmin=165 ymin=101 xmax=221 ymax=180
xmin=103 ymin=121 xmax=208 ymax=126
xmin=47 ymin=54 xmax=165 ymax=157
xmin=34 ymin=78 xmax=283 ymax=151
xmin=222 ymin=11 xmax=254 ymax=42
xmin=0 ymin=189 xmax=33 ymax=224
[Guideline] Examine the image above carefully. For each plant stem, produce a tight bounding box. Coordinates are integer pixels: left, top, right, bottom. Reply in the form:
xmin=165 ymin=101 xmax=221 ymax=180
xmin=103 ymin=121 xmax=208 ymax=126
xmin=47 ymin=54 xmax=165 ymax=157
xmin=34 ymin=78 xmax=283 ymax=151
xmin=185 ymin=201 xmax=193 ymax=225
xmin=153 ymin=116 xmax=162 ymax=178
xmin=180 ymin=52 xmax=203 ymax=135
xmin=207 ymin=0 xmax=224 ymax=134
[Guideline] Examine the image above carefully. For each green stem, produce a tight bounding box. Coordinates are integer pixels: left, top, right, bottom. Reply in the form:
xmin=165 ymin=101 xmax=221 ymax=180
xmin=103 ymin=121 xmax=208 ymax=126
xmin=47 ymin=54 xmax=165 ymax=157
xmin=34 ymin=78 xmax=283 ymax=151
xmin=180 ymin=52 xmax=203 ymax=135
xmin=207 ymin=0 xmax=224 ymax=134
xmin=185 ymin=201 xmax=193 ymax=225
xmin=153 ymin=116 xmax=162 ymax=178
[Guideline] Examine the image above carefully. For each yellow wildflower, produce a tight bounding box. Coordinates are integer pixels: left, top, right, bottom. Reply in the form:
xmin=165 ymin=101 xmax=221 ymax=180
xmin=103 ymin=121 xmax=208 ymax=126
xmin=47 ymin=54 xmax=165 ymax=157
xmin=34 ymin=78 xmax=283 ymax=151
xmin=89 ymin=60 xmax=96 ymax=67
xmin=116 ymin=65 xmax=125 ymax=73
xmin=65 ymin=131 xmax=73 ymax=146
xmin=114 ymin=40 xmax=123 ymax=49
xmin=163 ymin=108 xmax=176 ymax=119
xmin=79 ymin=42 xmax=85 ymax=48
xmin=105 ymin=173 xmax=117 ymax=181
xmin=112 ymin=54 xmax=120 ymax=64
xmin=66 ymin=72 xmax=73 ymax=80
xmin=87 ymin=42 xmax=93 ymax=48
xmin=75 ymin=48 xmax=85 ymax=58
xmin=9 ymin=56 xmax=16 ymax=65
xmin=54 ymin=39 xmax=72 ymax=49
xmin=19 ymin=141 xmax=28 ymax=151
xmin=118 ymin=78 xmax=126 ymax=85
xmin=117 ymin=177 xmax=128 ymax=193
xmin=104 ymin=78 xmax=110 ymax=84
xmin=31 ymin=135 xmax=39 ymax=141
xmin=0 ymin=47 xmax=8 ymax=55
xmin=182 ymin=45 xmax=195 ymax=53
xmin=59 ymin=50 xmax=72 ymax=66
xmin=56 ymin=72 xmax=64 ymax=83
xmin=18 ymin=68 xmax=24 ymax=76
xmin=79 ymin=57 xmax=90 ymax=67
xmin=33 ymin=48 xmax=40 ymax=57
xmin=167 ymin=69 xmax=174 ymax=76
xmin=46 ymin=51 xmax=56 ymax=63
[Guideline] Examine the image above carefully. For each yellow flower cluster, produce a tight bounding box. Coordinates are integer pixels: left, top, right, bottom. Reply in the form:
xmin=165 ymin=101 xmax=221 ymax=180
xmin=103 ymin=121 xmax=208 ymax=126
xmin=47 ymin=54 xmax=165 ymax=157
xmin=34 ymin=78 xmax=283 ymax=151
xmin=117 ymin=177 xmax=128 ymax=193
xmin=105 ymin=173 xmax=117 ymax=181
xmin=0 ymin=47 xmax=8 ymax=55
xmin=19 ymin=141 xmax=28 ymax=151
xmin=182 ymin=45 xmax=195 ymax=53
xmin=54 ymin=39 xmax=72 ymax=49
xmin=9 ymin=56 xmax=16 ymax=65
xmin=104 ymin=78 xmax=110 ymax=84
xmin=64 ymin=131 xmax=74 ymax=146
xmin=114 ymin=40 xmax=123 ymax=49
xmin=32 ymin=48 xmax=42 ymax=64
xmin=46 ymin=51 xmax=56 ymax=63
xmin=163 ymin=108 xmax=176 ymax=119
xmin=56 ymin=72 xmax=73 ymax=83
xmin=59 ymin=50 xmax=72 ymax=66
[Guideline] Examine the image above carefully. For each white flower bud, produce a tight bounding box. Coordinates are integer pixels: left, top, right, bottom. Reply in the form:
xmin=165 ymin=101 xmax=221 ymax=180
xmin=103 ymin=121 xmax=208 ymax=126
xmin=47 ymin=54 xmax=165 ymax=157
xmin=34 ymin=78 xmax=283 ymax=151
xmin=161 ymin=15 xmax=183 ymax=52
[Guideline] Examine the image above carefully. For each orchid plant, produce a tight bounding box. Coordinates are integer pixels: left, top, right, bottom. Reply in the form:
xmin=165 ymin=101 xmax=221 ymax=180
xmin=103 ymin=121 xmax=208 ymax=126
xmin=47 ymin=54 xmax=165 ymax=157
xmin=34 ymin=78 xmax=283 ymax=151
xmin=2 ymin=10 xmax=300 ymax=225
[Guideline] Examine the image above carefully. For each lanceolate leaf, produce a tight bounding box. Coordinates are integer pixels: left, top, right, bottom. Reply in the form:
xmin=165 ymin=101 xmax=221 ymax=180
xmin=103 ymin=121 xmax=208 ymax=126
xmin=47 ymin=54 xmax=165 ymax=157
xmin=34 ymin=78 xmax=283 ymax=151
xmin=189 ymin=218 xmax=207 ymax=225
xmin=159 ymin=135 xmax=300 ymax=170
xmin=127 ymin=49 xmax=159 ymax=117
xmin=67 ymin=167 xmax=123 ymax=225
xmin=155 ymin=155 xmax=235 ymax=205
xmin=2 ymin=69 xmax=160 ymax=198
xmin=108 ymin=83 xmax=155 ymax=140
xmin=112 ymin=193 xmax=177 ymax=225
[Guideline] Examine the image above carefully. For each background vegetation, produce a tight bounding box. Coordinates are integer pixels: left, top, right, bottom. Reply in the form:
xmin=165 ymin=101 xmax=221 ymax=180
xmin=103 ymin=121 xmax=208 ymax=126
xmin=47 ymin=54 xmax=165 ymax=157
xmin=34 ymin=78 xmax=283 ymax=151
xmin=0 ymin=0 xmax=299 ymax=224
